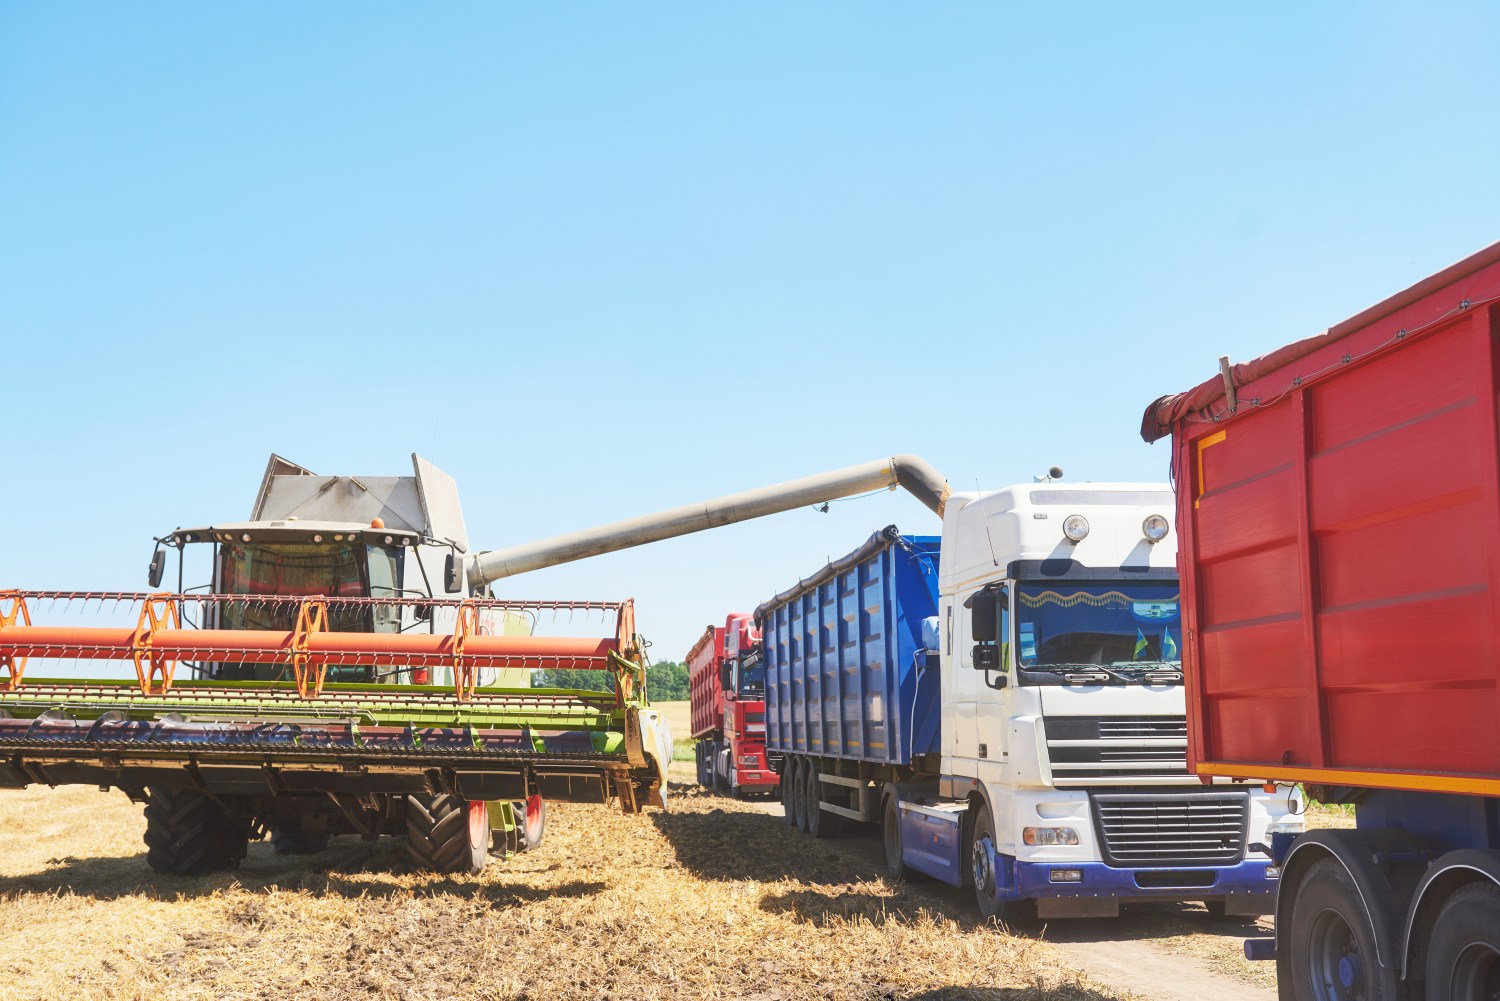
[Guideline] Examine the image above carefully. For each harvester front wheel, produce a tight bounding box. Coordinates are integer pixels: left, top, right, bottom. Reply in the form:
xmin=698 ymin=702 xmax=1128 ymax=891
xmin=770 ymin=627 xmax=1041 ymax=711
xmin=406 ymin=793 xmax=487 ymax=874
xmin=143 ymin=787 xmax=248 ymax=876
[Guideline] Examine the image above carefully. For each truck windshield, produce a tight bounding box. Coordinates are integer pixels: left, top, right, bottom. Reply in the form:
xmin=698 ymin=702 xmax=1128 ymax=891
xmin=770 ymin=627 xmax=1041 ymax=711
xmin=737 ymin=655 xmax=765 ymax=696
xmin=1014 ymin=581 xmax=1181 ymax=685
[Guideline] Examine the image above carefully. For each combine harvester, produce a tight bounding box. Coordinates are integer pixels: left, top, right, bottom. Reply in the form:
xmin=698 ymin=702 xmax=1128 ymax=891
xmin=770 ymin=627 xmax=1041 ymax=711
xmin=0 ymin=455 xmax=672 ymax=875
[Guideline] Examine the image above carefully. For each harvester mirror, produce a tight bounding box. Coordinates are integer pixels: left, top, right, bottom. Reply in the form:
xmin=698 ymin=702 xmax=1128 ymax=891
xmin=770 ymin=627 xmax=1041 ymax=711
xmin=443 ymin=552 xmax=463 ymax=593
xmin=147 ymin=549 xmax=167 ymax=589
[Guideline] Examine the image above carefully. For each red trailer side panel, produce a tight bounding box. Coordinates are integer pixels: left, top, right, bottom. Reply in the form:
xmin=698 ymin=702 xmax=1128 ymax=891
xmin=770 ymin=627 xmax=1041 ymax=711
xmin=688 ymin=625 xmax=725 ymax=741
xmin=1153 ymin=242 xmax=1500 ymax=794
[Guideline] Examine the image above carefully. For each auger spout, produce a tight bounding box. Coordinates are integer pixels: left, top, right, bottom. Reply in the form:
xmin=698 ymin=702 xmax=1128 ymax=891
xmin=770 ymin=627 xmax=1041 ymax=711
xmin=467 ymin=453 xmax=950 ymax=586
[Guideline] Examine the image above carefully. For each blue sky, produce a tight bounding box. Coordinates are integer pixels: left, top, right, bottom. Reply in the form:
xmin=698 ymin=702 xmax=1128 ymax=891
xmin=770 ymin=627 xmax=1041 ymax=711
xmin=4 ymin=3 xmax=1499 ymax=663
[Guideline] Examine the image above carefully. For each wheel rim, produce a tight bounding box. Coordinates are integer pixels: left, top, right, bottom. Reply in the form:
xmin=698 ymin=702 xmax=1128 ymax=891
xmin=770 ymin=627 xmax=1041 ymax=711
xmin=1307 ymin=907 xmax=1366 ymax=1001
xmin=524 ymin=794 xmax=543 ymax=835
xmin=972 ymin=833 xmax=995 ymax=899
xmin=1450 ymin=940 xmax=1500 ymax=1001
xmin=467 ymin=799 xmax=488 ymax=852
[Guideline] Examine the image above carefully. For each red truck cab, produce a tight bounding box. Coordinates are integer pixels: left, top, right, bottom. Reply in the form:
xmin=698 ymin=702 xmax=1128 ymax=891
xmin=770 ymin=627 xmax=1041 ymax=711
xmin=689 ymin=614 xmax=778 ymax=797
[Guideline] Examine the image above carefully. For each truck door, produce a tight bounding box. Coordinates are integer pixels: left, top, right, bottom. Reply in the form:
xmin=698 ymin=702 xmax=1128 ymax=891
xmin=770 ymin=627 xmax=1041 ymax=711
xmin=946 ymin=590 xmax=982 ymax=777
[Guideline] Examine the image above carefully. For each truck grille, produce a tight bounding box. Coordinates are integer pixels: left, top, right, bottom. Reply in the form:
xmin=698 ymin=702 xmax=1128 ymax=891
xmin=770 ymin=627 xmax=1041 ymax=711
xmin=1091 ymin=791 xmax=1249 ymax=868
xmin=1045 ymin=715 xmax=1188 ymax=781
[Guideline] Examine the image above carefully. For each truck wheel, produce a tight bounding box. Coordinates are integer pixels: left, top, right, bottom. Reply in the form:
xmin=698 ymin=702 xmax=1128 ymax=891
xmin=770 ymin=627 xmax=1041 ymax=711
xmin=883 ymin=794 xmax=906 ymax=880
xmin=695 ymin=744 xmax=708 ymax=787
xmin=782 ymin=759 xmax=799 ymax=827
xmin=969 ymin=801 xmax=1002 ymax=920
xmin=1424 ymin=882 xmax=1500 ymax=1001
xmin=406 ymin=793 xmax=488 ymax=874
xmin=1288 ymin=858 xmax=1404 ymax=1001
xmin=805 ymin=762 xmax=841 ymax=839
xmin=144 ymin=787 xmax=248 ymax=876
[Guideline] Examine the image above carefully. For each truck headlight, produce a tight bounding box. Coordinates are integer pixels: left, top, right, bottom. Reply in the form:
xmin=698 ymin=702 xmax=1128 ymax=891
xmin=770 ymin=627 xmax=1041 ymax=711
xmin=739 ymin=755 xmax=758 ymax=766
xmin=1023 ymin=826 xmax=1080 ymax=846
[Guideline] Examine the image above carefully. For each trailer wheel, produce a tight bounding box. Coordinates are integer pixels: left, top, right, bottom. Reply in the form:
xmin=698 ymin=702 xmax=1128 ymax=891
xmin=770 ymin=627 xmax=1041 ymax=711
xmin=406 ymin=793 xmax=487 ymax=874
xmin=791 ymin=759 xmax=810 ymax=832
xmin=782 ymin=759 xmax=799 ymax=827
xmin=805 ymin=762 xmax=841 ymax=839
xmin=143 ymin=787 xmax=248 ymax=876
xmin=1423 ymin=882 xmax=1500 ymax=1001
xmin=1288 ymin=858 xmax=1403 ymax=1001
xmin=882 ymin=794 xmax=906 ymax=880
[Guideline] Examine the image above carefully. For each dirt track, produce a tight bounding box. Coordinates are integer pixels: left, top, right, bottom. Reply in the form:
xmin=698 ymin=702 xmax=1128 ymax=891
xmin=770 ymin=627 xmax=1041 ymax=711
xmin=727 ymin=773 xmax=1276 ymax=1001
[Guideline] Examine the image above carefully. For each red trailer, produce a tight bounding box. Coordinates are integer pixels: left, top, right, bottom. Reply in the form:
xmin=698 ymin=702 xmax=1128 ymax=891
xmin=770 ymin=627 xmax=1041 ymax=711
xmin=1143 ymin=240 xmax=1500 ymax=1001
xmin=687 ymin=614 xmax=778 ymax=797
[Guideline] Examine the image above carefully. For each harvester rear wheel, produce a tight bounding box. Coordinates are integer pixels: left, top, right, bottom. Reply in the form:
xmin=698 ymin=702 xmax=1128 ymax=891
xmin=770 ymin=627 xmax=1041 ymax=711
xmin=516 ymin=794 xmax=546 ymax=852
xmin=406 ymin=793 xmax=488 ymax=874
xmin=143 ymin=787 xmax=248 ymax=876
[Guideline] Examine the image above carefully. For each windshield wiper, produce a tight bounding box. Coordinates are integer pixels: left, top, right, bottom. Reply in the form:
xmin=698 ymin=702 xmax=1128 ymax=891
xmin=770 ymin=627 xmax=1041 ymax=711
xmin=1106 ymin=660 xmax=1184 ymax=682
xmin=1027 ymin=663 xmax=1137 ymax=685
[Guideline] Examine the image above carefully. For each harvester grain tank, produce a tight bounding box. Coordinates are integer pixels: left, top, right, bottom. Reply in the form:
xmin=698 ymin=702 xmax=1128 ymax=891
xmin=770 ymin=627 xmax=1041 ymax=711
xmin=0 ymin=454 xmax=672 ymax=875
xmin=1143 ymin=238 xmax=1500 ymax=999
xmin=756 ymin=499 xmax=1299 ymax=920
xmin=688 ymin=614 xmax=778 ymax=797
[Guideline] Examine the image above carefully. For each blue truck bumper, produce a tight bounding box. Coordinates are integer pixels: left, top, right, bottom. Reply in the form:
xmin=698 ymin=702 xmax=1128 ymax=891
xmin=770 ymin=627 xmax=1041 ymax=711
xmin=1013 ymin=858 xmax=1277 ymax=902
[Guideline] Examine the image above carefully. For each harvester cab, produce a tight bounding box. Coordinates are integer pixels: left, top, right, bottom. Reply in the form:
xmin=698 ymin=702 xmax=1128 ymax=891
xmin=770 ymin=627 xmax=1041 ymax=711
xmin=0 ymin=453 xmax=670 ymax=878
xmin=155 ymin=454 xmax=499 ymax=686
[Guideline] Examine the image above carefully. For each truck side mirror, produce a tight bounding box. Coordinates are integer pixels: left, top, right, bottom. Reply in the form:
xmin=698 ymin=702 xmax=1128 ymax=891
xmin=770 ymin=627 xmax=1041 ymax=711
xmin=444 ymin=552 xmax=464 ymax=593
xmin=965 ymin=589 xmax=999 ymax=642
xmin=147 ymin=548 xmax=167 ymax=589
xmin=720 ymin=661 xmax=733 ymax=693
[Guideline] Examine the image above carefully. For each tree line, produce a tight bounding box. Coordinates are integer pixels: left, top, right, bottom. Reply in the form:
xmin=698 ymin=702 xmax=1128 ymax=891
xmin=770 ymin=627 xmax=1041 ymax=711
xmin=531 ymin=659 xmax=689 ymax=701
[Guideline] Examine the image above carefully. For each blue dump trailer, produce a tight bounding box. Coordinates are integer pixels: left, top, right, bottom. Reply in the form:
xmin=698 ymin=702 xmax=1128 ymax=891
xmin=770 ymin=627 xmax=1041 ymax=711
xmin=762 ymin=526 xmax=941 ymax=773
xmin=760 ymin=526 xmax=943 ymax=837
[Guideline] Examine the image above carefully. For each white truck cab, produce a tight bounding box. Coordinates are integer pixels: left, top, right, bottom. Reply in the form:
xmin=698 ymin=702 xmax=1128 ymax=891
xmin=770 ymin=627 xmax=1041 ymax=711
xmin=933 ymin=483 xmax=1300 ymax=918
